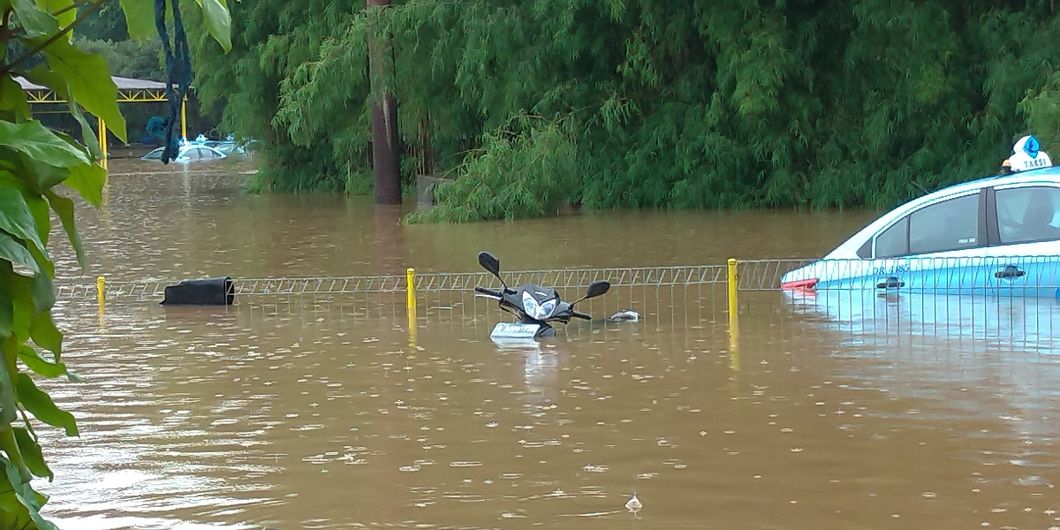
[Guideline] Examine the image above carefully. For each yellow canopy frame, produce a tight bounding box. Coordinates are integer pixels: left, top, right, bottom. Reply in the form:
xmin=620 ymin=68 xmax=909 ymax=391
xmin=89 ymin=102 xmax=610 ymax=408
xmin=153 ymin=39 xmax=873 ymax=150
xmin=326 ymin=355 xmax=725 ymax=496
xmin=17 ymin=76 xmax=186 ymax=170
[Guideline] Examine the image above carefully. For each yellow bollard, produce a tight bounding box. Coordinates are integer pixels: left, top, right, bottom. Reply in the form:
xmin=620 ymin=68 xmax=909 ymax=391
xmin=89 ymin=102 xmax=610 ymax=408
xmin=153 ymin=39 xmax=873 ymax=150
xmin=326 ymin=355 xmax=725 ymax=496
xmin=406 ymin=268 xmax=417 ymax=346
xmin=180 ymin=97 xmax=188 ymax=141
xmin=97 ymin=116 xmax=108 ymax=170
xmin=727 ymin=258 xmax=739 ymax=335
xmin=726 ymin=259 xmax=740 ymax=386
xmin=728 ymin=323 xmax=741 ymax=373
xmin=96 ymin=275 xmax=106 ymax=328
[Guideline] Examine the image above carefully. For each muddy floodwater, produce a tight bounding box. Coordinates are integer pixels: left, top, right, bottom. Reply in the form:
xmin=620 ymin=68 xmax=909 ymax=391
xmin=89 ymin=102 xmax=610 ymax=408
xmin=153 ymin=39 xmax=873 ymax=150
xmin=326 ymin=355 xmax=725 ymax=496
xmin=42 ymin=161 xmax=1059 ymax=529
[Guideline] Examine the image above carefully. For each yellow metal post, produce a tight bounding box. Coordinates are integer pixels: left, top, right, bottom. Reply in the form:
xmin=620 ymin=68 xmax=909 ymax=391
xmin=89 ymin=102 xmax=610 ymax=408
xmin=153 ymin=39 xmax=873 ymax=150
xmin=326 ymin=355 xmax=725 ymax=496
xmin=727 ymin=258 xmax=739 ymax=335
xmin=406 ymin=268 xmax=417 ymax=346
xmin=96 ymin=275 xmax=106 ymax=328
xmin=728 ymin=324 xmax=741 ymax=385
xmin=180 ymin=97 xmax=188 ymax=141
xmin=97 ymin=116 xmax=108 ymax=170
xmin=726 ymin=258 xmax=740 ymax=385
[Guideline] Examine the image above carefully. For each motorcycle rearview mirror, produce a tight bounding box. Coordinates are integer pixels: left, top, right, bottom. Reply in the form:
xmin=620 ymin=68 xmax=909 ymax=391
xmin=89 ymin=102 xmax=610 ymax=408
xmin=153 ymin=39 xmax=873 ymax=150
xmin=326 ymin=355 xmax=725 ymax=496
xmin=585 ymin=280 xmax=610 ymax=299
xmin=478 ymin=251 xmax=501 ymax=276
xmin=572 ymin=280 xmax=611 ymax=305
xmin=478 ymin=251 xmax=509 ymax=290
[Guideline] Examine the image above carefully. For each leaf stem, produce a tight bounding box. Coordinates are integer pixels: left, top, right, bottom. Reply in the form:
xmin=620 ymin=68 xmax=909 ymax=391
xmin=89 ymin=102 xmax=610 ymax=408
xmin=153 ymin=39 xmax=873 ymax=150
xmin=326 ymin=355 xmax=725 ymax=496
xmin=17 ymin=409 xmax=37 ymax=441
xmin=52 ymin=1 xmax=94 ymax=18
xmin=0 ymin=9 xmax=13 ymax=42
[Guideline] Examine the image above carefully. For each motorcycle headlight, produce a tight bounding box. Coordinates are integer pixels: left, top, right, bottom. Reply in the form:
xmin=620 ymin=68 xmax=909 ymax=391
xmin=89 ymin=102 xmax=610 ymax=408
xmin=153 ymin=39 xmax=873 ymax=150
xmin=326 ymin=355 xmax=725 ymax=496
xmin=522 ymin=292 xmax=557 ymax=320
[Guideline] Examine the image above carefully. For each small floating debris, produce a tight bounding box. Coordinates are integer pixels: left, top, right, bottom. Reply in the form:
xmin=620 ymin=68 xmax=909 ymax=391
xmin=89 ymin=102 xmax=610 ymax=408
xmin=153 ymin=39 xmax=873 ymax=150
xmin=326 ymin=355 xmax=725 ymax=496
xmin=625 ymin=490 xmax=642 ymax=515
xmin=610 ymin=310 xmax=640 ymax=322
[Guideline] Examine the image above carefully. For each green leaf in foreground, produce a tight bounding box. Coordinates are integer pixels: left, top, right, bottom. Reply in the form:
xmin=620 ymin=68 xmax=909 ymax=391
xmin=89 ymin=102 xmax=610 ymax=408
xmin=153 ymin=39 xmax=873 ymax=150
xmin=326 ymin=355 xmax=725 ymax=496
xmin=196 ymin=0 xmax=232 ymax=52
xmin=42 ymin=39 xmax=127 ymax=142
xmin=119 ymin=0 xmax=157 ymax=40
xmin=15 ymin=374 xmax=78 ymax=436
xmin=0 ymin=121 xmax=89 ymax=168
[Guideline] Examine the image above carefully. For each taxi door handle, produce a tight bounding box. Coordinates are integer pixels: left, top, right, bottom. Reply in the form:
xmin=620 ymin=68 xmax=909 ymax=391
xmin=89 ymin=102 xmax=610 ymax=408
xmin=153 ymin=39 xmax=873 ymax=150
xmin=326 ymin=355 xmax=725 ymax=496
xmin=876 ymin=277 xmax=904 ymax=289
xmin=994 ymin=265 xmax=1025 ymax=279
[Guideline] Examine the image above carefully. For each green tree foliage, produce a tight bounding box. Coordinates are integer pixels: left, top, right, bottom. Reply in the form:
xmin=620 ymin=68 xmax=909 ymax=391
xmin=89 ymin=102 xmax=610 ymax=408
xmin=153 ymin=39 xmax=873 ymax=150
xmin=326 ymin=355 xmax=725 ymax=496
xmin=75 ymin=0 xmax=128 ymax=42
xmin=0 ymin=0 xmax=229 ymax=527
xmin=187 ymin=0 xmax=368 ymax=192
xmin=190 ymin=0 xmax=1059 ymax=219
xmin=74 ymin=38 xmax=162 ymax=80
xmin=409 ymin=114 xmax=578 ymax=222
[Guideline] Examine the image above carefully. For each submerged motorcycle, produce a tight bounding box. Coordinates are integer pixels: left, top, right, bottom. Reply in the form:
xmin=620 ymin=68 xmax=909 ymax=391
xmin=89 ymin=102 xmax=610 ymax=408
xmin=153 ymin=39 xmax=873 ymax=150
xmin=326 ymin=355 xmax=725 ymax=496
xmin=474 ymin=251 xmax=611 ymax=340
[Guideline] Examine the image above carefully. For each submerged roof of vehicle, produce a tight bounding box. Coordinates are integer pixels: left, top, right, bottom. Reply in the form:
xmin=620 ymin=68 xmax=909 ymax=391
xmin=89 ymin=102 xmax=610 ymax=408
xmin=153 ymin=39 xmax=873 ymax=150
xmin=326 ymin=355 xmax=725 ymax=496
xmin=937 ymin=165 xmax=1060 ymax=195
xmin=892 ymin=165 xmax=1060 ymax=212
xmin=821 ymin=165 xmax=1060 ymax=260
xmin=142 ymin=144 xmax=227 ymax=160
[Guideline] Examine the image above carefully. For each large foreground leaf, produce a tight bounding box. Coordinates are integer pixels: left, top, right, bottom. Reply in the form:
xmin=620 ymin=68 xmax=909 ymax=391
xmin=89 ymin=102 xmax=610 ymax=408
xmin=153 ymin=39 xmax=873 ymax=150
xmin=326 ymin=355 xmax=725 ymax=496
xmin=0 ymin=185 xmax=47 ymax=256
xmin=12 ymin=0 xmax=58 ymax=38
xmin=0 ymin=77 xmax=30 ymax=121
xmin=42 ymin=40 xmax=127 ymax=142
xmin=193 ymin=0 xmax=232 ymax=52
xmin=17 ymin=345 xmax=68 ymax=379
xmin=119 ymin=0 xmax=156 ymax=40
xmin=12 ymin=427 xmax=52 ymax=480
xmin=15 ymin=374 xmax=78 ymax=436
xmin=43 ymin=191 xmax=84 ymax=268
xmin=64 ymin=162 xmax=107 ymax=207
xmin=3 ymin=462 xmax=59 ymax=530
xmin=0 ymin=233 xmax=40 ymax=275
xmin=0 ymin=121 xmax=88 ymax=168
xmin=37 ymin=0 xmax=77 ymax=30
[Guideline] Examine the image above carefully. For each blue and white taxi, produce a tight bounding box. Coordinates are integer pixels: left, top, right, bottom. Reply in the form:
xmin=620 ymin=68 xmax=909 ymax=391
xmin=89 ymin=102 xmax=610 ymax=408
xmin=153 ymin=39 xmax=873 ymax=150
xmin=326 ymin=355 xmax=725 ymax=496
xmin=781 ymin=136 xmax=1060 ymax=297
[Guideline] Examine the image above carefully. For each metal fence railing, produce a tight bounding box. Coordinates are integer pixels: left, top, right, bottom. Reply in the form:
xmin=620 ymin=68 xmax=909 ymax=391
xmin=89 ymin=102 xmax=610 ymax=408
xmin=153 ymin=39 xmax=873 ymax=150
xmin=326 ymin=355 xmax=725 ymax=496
xmin=737 ymin=259 xmax=815 ymax=291
xmin=55 ymin=257 xmax=1060 ymax=301
xmin=55 ymin=257 xmax=1060 ymax=299
xmin=52 ymin=257 xmax=1060 ymax=351
xmin=55 ymin=265 xmax=729 ymax=302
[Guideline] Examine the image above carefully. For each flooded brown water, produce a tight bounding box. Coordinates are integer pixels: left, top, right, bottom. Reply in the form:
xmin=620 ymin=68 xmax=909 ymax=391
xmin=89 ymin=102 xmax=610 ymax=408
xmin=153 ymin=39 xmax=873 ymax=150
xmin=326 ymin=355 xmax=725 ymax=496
xmin=42 ymin=161 xmax=1059 ymax=529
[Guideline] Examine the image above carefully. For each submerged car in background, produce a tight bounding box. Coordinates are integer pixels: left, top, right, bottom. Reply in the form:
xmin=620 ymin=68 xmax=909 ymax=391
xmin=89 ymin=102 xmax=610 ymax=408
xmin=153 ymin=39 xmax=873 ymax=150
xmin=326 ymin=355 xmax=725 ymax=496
xmin=189 ymin=134 xmax=257 ymax=157
xmin=202 ymin=140 xmax=252 ymax=156
xmin=140 ymin=145 xmax=228 ymax=163
xmin=781 ymin=138 xmax=1060 ymax=298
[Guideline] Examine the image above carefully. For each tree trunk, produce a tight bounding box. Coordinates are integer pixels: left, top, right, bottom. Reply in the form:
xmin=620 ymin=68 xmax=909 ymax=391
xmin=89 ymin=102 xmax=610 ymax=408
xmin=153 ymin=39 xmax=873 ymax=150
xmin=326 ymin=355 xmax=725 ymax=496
xmin=367 ymin=0 xmax=402 ymax=204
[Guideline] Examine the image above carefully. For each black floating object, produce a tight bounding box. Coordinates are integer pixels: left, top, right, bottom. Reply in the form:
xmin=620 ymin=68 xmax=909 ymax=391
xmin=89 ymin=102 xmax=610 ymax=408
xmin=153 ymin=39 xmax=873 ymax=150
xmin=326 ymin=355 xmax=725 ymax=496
xmin=161 ymin=277 xmax=234 ymax=306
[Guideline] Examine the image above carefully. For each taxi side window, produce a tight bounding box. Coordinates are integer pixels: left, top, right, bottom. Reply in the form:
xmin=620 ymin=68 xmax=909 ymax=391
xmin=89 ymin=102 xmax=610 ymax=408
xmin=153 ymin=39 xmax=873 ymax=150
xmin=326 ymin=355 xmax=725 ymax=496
xmin=995 ymin=186 xmax=1060 ymax=244
xmin=908 ymin=194 xmax=980 ymax=254
xmin=856 ymin=238 xmax=872 ymax=259
xmin=874 ymin=217 xmax=908 ymax=258
xmin=873 ymin=194 xmax=980 ymax=258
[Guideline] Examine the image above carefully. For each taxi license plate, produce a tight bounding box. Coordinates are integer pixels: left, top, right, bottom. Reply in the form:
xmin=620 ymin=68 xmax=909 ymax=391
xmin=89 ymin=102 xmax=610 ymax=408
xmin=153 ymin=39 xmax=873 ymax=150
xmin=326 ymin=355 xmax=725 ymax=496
xmin=490 ymin=322 xmax=540 ymax=340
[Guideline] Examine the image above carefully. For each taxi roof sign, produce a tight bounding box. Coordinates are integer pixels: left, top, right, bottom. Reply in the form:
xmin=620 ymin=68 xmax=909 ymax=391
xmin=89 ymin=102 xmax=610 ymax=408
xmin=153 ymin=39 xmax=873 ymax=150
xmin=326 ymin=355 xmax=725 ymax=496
xmin=1007 ymin=135 xmax=1052 ymax=172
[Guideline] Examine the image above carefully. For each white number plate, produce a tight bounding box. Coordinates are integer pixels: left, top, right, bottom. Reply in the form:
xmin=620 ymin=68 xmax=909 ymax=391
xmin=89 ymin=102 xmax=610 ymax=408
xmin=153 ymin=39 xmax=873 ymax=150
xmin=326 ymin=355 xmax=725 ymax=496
xmin=490 ymin=322 xmax=540 ymax=340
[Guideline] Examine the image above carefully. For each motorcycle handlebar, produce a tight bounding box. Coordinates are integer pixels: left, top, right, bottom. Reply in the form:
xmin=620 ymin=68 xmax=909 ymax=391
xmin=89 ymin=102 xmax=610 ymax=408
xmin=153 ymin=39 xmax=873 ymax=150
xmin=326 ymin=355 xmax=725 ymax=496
xmin=475 ymin=286 xmax=502 ymax=297
xmin=572 ymin=310 xmax=592 ymax=320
